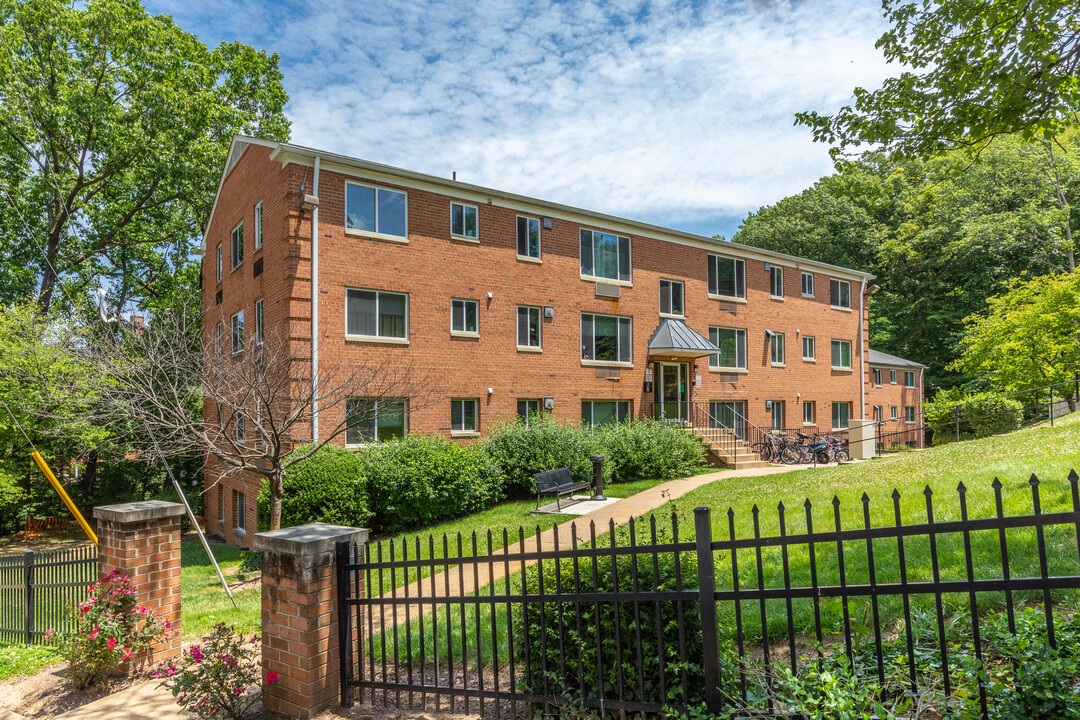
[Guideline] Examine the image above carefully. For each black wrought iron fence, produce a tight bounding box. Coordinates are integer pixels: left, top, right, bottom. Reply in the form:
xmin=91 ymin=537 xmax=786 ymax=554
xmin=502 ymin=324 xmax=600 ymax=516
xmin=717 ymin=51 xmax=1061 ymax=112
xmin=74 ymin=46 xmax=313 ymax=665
xmin=0 ymin=544 xmax=97 ymax=643
xmin=337 ymin=470 xmax=1080 ymax=719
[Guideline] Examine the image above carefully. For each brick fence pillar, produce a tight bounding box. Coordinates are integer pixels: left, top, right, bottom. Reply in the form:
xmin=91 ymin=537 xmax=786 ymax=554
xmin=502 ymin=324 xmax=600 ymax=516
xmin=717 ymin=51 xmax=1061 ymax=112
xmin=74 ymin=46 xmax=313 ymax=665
xmin=255 ymin=523 xmax=368 ymax=719
xmin=92 ymin=500 xmax=184 ymax=667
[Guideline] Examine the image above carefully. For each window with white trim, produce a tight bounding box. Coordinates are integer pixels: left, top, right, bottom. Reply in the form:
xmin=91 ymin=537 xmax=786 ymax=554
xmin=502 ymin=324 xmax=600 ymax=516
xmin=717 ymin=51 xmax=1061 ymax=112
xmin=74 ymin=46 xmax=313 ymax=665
xmin=905 ymin=371 xmax=916 ymax=387
xmin=905 ymin=406 xmax=917 ymax=423
xmin=346 ymin=398 xmax=407 ymax=444
xmin=770 ymin=401 xmax=784 ymax=430
xmin=801 ymin=272 xmax=814 ymax=297
xmin=581 ymin=400 xmax=630 ymax=427
xmin=254 ymin=201 xmax=263 ymax=250
xmin=802 ymin=336 xmax=815 ymax=361
xmin=235 ymin=490 xmax=246 ymax=531
xmin=451 ymin=399 xmax=478 ymax=433
xmin=216 ymin=245 xmax=222 ymax=283
xmin=832 ymin=402 xmax=851 ymax=430
xmin=581 ymin=313 xmax=632 ymax=364
xmin=231 ymin=223 xmax=243 ymax=269
xmin=346 ymin=289 xmax=408 ymax=339
xmin=451 ymin=299 xmax=478 ymax=334
xmin=517 ymin=216 xmax=541 ymax=258
xmin=231 ymin=311 xmax=244 ymax=355
xmin=873 ymin=368 xmax=882 ymax=386
xmin=254 ymin=298 xmax=264 ymax=346
xmin=450 ymin=202 xmax=478 ymax=240
xmin=890 ymin=370 xmax=897 ymax=384
xmin=660 ymin=279 xmax=684 ymax=316
xmin=770 ymin=266 xmax=784 ymax=298
xmin=830 ymin=279 xmax=851 ymax=309
xmin=235 ymin=411 xmax=246 ymax=443
xmin=770 ymin=332 xmax=785 ymax=365
xmin=708 ymin=255 xmax=745 ymax=298
xmin=709 ymin=327 xmax=746 ymax=369
xmin=216 ymin=322 xmax=223 ymax=357
xmin=803 ymin=401 xmax=816 ymax=425
xmin=831 ymin=339 xmax=851 ymax=369
xmin=517 ymin=306 xmax=541 ymax=348
xmin=345 ymin=182 xmax=407 ymax=238
xmin=891 ymin=406 xmax=898 ymax=420
xmin=580 ymin=228 xmax=630 ymax=282
xmin=517 ymin=399 xmax=541 ymax=426
xmin=873 ymin=405 xmax=883 ymax=423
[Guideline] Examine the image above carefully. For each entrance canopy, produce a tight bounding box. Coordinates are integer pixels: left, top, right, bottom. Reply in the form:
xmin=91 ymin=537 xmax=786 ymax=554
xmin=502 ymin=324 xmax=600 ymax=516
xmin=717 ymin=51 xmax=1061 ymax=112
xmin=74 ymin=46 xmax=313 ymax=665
xmin=647 ymin=318 xmax=721 ymax=359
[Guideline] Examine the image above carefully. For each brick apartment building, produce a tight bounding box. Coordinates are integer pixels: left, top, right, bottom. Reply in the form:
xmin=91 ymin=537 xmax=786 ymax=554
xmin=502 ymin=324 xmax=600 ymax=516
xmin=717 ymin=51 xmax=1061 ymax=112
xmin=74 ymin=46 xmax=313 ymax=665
xmin=200 ymin=136 xmax=922 ymax=544
xmin=867 ymin=350 xmax=927 ymax=450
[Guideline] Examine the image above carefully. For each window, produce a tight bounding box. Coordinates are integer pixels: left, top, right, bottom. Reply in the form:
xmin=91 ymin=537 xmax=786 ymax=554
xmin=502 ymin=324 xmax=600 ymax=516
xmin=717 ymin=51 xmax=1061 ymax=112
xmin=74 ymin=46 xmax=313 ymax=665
xmin=517 ymin=216 xmax=541 ymax=259
xmin=216 ymin=322 xmax=223 ymax=357
xmin=517 ymin=306 xmax=542 ymax=348
xmin=831 ymin=339 xmax=852 ymax=369
xmin=890 ymin=370 xmax=897 ymax=384
xmin=346 ymin=398 xmax=407 ymax=444
xmin=346 ymin=289 xmax=408 ymax=339
xmin=581 ymin=313 xmax=632 ymax=364
xmin=873 ymin=368 xmax=882 ymax=386
xmin=770 ymin=332 xmax=785 ymax=365
xmin=581 ymin=400 xmax=630 ymax=427
xmin=254 ymin=201 xmax=263 ymax=250
xmin=254 ymin=299 xmax=264 ymax=346
xmin=770 ymin=266 xmax=784 ymax=298
xmin=873 ymin=405 xmax=883 ymax=423
xmin=905 ymin=371 xmax=916 ymax=387
xmin=235 ymin=490 xmax=246 ymax=531
xmin=905 ymin=406 xmax=917 ymax=423
xmin=451 ymin=299 xmax=479 ymax=334
xmin=709 ymin=327 xmax=747 ymax=369
xmin=891 ymin=406 xmax=898 ymax=420
xmin=709 ymin=401 xmax=746 ymax=438
xmin=802 ymin=336 xmax=816 ymax=361
xmin=217 ymin=485 xmax=224 ymax=525
xmin=231 ymin=311 xmax=244 ymax=354
xmin=770 ymin=401 xmax=784 ymax=430
xmin=803 ymin=401 xmax=816 ymax=425
xmin=801 ymin=272 xmax=814 ymax=297
xmin=517 ymin=399 xmax=541 ymax=426
xmin=345 ymin=182 xmax=408 ymax=239
xmin=708 ymin=255 xmax=745 ymax=298
xmin=234 ymin=411 xmax=246 ymax=444
xmin=255 ymin=400 xmax=266 ymax=451
xmin=450 ymin=202 xmax=478 ymax=240
xmin=659 ymin=279 xmax=684 ymax=316
xmin=832 ymin=402 xmax=851 ymax=430
xmin=216 ymin=245 xmax=222 ymax=283
xmin=231 ymin=223 xmax=243 ymax=269
xmin=830 ymin=279 xmax=851 ymax=309
xmin=580 ymin=228 xmax=631 ymax=282
xmin=451 ymin=399 xmax=478 ymax=433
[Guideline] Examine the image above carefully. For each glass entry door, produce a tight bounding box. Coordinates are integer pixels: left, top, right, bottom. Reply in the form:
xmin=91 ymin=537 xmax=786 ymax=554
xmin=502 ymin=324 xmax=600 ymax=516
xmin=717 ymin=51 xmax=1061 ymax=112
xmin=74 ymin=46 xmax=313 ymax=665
xmin=656 ymin=362 xmax=689 ymax=422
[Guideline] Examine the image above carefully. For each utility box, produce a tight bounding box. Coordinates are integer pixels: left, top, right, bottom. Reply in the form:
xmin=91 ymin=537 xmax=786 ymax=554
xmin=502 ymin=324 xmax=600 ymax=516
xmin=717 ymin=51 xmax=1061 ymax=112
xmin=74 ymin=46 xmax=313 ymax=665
xmin=848 ymin=419 xmax=877 ymax=460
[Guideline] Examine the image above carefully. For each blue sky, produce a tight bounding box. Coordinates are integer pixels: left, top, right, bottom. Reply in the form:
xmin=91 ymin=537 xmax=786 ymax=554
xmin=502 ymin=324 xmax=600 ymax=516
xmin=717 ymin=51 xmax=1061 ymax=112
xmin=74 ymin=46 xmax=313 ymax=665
xmin=148 ymin=0 xmax=893 ymax=240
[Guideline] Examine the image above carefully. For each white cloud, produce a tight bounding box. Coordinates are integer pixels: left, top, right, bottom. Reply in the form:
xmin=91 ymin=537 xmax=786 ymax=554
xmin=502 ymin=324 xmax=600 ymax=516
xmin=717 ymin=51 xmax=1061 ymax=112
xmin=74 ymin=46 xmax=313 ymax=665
xmin=149 ymin=0 xmax=893 ymax=234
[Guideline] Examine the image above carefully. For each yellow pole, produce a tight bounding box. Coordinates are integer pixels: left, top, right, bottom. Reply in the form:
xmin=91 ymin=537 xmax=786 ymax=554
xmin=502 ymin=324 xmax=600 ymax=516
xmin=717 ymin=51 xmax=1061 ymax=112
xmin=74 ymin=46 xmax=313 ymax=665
xmin=30 ymin=451 xmax=98 ymax=545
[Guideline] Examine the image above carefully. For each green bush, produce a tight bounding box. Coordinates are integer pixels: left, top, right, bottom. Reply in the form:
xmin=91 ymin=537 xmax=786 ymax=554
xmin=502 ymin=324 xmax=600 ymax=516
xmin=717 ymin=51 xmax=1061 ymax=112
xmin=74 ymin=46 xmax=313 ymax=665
xmin=924 ymin=389 xmax=1023 ymax=444
xmin=594 ymin=418 xmax=706 ymax=483
xmin=0 ymin=471 xmax=26 ymax=535
xmin=257 ymin=443 xmax=370 ymax=530
xmin=360 ymin=435 xmax=504 ymax=532
xmin=482 ymin=415 xmax=608 ymax=495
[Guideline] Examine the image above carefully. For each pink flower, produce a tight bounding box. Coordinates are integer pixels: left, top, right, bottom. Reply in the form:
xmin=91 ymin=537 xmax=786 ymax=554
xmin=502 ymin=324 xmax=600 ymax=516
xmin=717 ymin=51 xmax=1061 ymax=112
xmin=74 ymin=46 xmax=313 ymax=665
xmin=266 ymin=671 xmax=279 ymax=685
xmin=234 ymin=687 xmax=243 ymax=697
xmin=189 ymin=646 xmax=204 ymax=663
xmin=107 ymin=638 xmax=117 ymax=650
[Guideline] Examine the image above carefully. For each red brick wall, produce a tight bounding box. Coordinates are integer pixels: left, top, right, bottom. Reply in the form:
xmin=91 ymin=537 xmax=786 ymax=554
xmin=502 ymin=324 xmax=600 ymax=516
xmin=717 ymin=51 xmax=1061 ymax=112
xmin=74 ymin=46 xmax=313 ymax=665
xmin=867 ymin=365 xmax=924 ymax=448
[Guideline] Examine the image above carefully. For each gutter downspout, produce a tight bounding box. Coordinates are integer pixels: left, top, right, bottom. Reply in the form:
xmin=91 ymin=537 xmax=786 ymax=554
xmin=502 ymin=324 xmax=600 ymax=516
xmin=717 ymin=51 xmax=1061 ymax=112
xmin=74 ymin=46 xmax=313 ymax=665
xmin=311 ymin=156 xmax=320 ymax=441
xmin=859 ymin=277 xmax=867 ymax=419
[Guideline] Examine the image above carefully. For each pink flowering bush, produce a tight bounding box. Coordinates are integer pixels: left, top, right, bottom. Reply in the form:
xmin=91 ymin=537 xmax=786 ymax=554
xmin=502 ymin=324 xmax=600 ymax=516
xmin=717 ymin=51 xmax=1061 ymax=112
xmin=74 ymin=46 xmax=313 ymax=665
xmin=59 ymin=570 xmax=170 ymax=688
xmin=155 ymin=623 xmax=274 ymax=720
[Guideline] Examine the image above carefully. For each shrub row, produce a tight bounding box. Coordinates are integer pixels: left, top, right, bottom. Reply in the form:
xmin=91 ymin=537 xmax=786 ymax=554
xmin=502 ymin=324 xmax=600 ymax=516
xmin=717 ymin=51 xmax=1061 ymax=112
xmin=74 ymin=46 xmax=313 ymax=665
xmin=924 ymin=389 xmax=1024 ymax=443
xmin=261 ymin=415 xmax=706 ymax=534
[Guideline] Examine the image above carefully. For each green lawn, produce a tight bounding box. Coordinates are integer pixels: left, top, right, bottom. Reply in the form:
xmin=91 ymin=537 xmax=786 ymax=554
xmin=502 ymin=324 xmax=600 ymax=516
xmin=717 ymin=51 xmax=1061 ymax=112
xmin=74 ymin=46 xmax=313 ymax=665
xmin=0 ymin=642 xmax=60 ymax=681
xmin=180 ymin=541 xmax=260 ymax=641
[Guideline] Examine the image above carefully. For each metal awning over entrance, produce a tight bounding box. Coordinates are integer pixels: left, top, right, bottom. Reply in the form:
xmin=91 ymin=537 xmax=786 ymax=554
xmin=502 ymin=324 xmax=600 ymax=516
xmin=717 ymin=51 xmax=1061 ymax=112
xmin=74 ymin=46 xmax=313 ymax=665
xmin=647 ymin=318 xmax=721 ymax=358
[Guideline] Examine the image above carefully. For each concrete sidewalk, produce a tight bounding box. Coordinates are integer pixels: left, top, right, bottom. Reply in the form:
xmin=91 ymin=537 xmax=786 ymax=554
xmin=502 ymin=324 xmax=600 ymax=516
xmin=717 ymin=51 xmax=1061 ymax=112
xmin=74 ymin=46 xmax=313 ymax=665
xmin=48 ymin=680 xmax=188 ymax=720
xmin=369 ymin=462 xmax=832 ymax=635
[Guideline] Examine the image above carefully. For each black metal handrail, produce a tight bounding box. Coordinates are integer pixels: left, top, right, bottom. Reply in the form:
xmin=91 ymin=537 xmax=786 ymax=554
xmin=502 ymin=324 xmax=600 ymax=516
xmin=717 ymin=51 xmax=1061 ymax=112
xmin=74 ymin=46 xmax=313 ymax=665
xmin=641 ymin=401 xmax=773 ymax=468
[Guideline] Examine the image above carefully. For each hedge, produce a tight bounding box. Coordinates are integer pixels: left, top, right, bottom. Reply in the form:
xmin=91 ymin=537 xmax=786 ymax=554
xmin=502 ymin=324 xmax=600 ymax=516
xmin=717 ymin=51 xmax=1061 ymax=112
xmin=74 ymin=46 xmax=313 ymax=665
xmin=257 ymin=443 xmax=370 ymax=530
xmin=924 ymin=389 xmax=1023 ymax=443
xmin=593 ymin=418 xmax=706 ymax=483
xmin=481 ymin=415 xmax=608 ymax=495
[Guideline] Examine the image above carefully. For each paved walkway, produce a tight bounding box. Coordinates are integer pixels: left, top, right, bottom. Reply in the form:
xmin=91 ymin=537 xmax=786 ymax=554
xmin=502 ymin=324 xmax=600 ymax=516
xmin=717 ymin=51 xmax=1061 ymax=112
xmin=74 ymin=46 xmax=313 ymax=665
xmin=51 ymin=680 xmax=190 ymax=719
xmin=368 ymin=462 xmax=833 ymax=636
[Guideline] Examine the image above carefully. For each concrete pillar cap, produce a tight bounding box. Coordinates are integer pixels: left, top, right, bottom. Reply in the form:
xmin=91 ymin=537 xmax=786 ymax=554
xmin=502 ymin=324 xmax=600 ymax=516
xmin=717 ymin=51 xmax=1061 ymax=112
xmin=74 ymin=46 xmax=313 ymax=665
xmin=254 ymin=523 xmax=369 ymax=558
xmin=93 ymin=500 xmax=185 ymax=524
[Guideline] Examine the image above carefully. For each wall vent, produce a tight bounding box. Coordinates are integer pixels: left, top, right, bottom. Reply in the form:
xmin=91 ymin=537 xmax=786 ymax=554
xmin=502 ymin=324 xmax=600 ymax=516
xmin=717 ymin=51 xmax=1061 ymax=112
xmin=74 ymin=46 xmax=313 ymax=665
xmin=595 ymin=283 xmax=621 ymax=299
xmin=254 ymin=258 xmax=263 ymax=278
xmin=714 ymin=372 xmax=739 ymax=384
xmin=718 ymin=301 xmax=738 ymax=314
xmin=595 ymin=367 xmax=621 ymax=381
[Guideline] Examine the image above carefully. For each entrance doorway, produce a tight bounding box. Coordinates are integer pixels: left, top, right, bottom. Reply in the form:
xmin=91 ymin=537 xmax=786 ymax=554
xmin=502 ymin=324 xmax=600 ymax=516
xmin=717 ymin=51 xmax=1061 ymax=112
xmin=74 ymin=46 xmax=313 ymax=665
xmin=655 ymin=362 xmax=689 ymax=422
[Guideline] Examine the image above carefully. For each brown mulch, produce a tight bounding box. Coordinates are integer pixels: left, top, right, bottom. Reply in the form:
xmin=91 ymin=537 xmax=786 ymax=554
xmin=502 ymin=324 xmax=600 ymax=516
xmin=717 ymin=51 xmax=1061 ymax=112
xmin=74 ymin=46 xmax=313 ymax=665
xmin=0 ymin=661 xmax=154 ymax=718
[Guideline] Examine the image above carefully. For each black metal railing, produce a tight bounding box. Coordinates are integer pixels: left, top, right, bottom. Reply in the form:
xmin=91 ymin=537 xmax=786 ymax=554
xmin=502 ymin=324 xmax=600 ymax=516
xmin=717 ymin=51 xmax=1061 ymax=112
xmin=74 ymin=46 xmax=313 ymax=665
xmin=0 ymin=544 xmax=97 ymax=643
xmin=336 ymin=470 xmax=1080 ymax=719
xmin=640 ymin=400 xmax=773 ymax=468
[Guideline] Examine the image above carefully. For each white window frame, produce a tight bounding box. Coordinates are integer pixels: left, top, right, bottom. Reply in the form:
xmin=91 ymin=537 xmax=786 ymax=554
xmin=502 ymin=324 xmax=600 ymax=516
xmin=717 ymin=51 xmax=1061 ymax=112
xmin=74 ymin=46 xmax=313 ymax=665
xmin=231 ymin=311 xmax=244 ymax=355
xmin=235 ymin=490 xmax=246 ymax=532
xmin=516 ymin=215 xmax=541 ymax=259
xmin=216 ymin=322 xmax=223 ymax=357
xmin=904 ymin=371 xmax=916 ymax=388
xmin=517 ymin=306 xmax=542 ymax=349
xmin=345 ymin=398 xmax=408 ymax=445
xmin=830 ymin=278 xmax=851 ymax=309
xmin=832 ymin=401 xmax=851 ymax=430
xmin=581 ymin=313 xmax=633 ymax=366
xmin=235 ymin=411 xmax=246 ymax=443
xmin=831 ymin=339 xmax=852 ymax=370
xmin=451 ymin=298 xmax=479 ymax=336
xmin=450 ymin=398 xmax=479 ymax=435
xmin=230 ymin=222 xmax=243 ymax=270
xmin=873 ymin=368 xmax=882 ymax=386
xmin=873 ymin=405 xmax=883 ymax=423
xmin=708 ymin=255 xmax=746 ymax=299
xmin=344 ymin=180 xmax=409 ymax=241
xmin=517 ymin=399 xmax=541 ymax=426
xmin=708 ymin=327 xmax=747 ymax=370
xmin=216 ymin=245 xmax=222 ymax=284
xmin=450 ymin=202 xmax=479 ymax=241
xmin=579 ymin=227 xmax=632 ymax=283
xmin=254 ymin=298 xmax=264 ymax=346
xmin=659 ymin=279 xmax=684 ymax=317
xmin=770 ymin=332 xmax=785 ymax=366
xmin=891 ymin=405 xmax=898 ymax=420
xmin=801 ymin=272 xmax=814 ymax=297
xmin=581 ymin=400 xmax=630 ymax=428
xmin=802 ymin=336 xmax=816 ymax=361
xmin=254 ymin=201 xmax=263 ymax=250
xmin=905 ymin=406 xmax=917 ymax=424
xmin=890 ymin=370 xmax=898 ymax=384
xmin=803 ymin=401 xmax=816 ymax=425
xmin=345 ymin=288 xmax=409 ymax=342
xmin=770 ymin=266 xmax=784 ymax=298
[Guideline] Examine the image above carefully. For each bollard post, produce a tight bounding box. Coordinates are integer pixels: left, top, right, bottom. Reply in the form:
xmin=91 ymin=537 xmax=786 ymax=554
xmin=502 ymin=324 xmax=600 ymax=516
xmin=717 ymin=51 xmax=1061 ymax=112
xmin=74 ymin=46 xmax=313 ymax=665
xmin=590 ymin=454 xmax=607 ymax=501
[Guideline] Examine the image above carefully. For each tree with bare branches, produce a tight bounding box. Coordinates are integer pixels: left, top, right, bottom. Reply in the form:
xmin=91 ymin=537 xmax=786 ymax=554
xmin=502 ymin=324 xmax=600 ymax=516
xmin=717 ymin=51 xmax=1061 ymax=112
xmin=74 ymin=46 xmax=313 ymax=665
xmin=83 ymin=308 xmax=440 ymax=530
